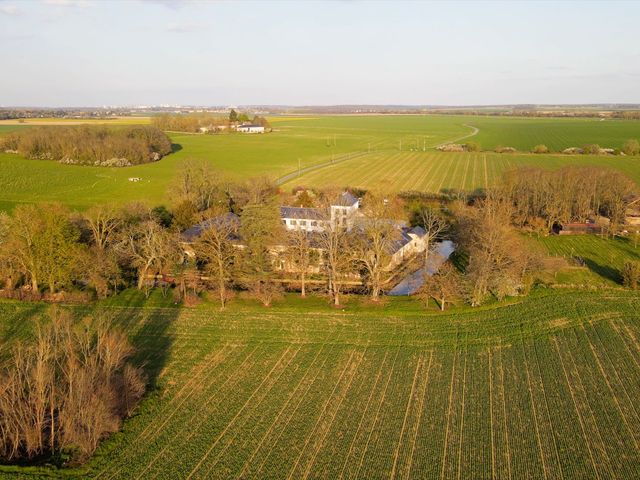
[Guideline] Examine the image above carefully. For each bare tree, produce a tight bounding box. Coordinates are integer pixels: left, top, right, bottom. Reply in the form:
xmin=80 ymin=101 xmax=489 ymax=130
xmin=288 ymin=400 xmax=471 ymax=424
xmin=417 ymin=261 xmax=461 ymax=311
xmin=285 ymin=227 xmax=313 ymax=298
xmin=354 ymin=193 xmax=402 ymax=301
xmin=83 ymin=204 xmax=123 ymax=251
xmin=195 ymin=213 xmax=238 ymax=308
xmin=172 ymin=159 xmax=230 ymax=212
xmin=1 ymin=204 xmax=84 ymax=293
xmin=416 ymin=206 xmax=448 ymax=267
xmin=237 ymin=201 xmax=283 ymax=306
xmin=0 ymin=308 xmax=145 ymax=464
xmin=458 ymin=195 xmax=540 ymax=306
xmin=119 ymin=218 xmax=178 ymax=295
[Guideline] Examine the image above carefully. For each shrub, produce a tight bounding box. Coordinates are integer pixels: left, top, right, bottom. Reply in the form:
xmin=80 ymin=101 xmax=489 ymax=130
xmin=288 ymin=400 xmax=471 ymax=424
xmin=622 ymin=139 xmax=640 ymax=156
xmin=464 ymin=141 xmax=480 ymax=152
xmin=582 ymin=144 xmax=601 ymax=155
xmin=532 ymin=144 xmax=549 ymax=154
xmin=622 ymin=261 xmax=640 ymax=289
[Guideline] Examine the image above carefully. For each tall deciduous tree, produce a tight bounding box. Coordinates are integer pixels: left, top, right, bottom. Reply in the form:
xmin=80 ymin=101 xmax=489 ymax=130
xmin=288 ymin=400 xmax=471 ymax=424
xmin=195 ymin=213 xmax=238 ymax=308
xmin=285 ymin=227 xmax=313 ymax=298
xmin=418 ymin=261 xmax=461 ymax=311
xmin=237 ymin=201 xmax=283 ymax=306
xmin=415 ymin=205 xmax=448 ymax=267
xmin=119 ymin=218 xmax=178 ymax=295
xmin=354 ymin=193 xmax=402 ymax=301
xmin=458 ymin=195 xmax=540 ymax=306
xmin=1 ymin=204 xmax=84 ymax=293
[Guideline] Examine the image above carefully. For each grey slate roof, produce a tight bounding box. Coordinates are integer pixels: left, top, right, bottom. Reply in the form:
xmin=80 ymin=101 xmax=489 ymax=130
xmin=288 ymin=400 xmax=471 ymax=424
xmin=182 ymin=212 xmax=240 ymax=242
xmin=280 ymin=206 xmax=326 ymax=220
xmin=408 ymin=225 xmax=426 ymax=237
xmin=334 ymin=191 xmax=359 ymax=207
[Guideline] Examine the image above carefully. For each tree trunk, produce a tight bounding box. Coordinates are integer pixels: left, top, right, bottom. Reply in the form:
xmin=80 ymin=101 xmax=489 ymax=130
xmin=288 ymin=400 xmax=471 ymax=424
xmin=137 ymin=266 xmax=148 ymax=290
xmin=371 ymin=285 xmax=379 ymax=301
xmin=424 ymin=237 xmax=430 ymax=267
xmin=440 ymin=295 xmax=445 ymax=311
xmin=300 ymin=272 xmax=306 ymax=297
xmin=218 ymin=274 xmax=226 ymax=309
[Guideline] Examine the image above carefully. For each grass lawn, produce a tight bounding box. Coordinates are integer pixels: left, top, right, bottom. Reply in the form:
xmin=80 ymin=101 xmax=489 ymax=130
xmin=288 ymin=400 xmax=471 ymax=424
xmin=1 ymin=288 xmax=640 ymax=478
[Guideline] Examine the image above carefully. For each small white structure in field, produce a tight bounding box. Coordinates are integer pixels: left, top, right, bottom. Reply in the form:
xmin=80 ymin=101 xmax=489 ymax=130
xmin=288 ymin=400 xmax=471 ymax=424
xmin=128 ymin=177 xmax=142 ymax=182
xmin=237 ymin=124 xmax=265 ymax=133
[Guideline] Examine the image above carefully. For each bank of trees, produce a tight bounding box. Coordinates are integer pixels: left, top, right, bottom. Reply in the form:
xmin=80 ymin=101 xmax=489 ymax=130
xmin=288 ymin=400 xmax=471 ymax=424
xmin=151 ymin=113 xmax=271 ymax=133
xmin=0 ymin=126 xmax=172 ymax=166
xmin=0 ymin=308 xmax=145 ymax=464
xmin=0 ymin=164 xmax=637 ymax=308
xmin=499 ymin=166 xmax=636 ymax=234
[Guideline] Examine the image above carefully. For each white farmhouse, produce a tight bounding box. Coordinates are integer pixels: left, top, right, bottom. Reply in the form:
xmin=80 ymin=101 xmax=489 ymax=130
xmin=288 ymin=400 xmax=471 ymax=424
xmin=236 ymin=124 xmax=265 ymax=133
xmin=280 ymin=192 xmax=360 ymax=232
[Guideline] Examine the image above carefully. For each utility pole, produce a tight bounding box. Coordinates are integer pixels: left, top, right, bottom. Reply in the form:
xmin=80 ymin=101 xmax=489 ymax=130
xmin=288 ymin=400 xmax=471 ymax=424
xmin=399 ymin=139 xmax=402 ymax=151
xmin=333 ymin=134 xmax=336 ymax=147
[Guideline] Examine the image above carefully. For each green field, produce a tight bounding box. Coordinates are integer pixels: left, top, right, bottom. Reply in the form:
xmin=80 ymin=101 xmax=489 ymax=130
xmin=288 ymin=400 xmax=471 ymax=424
xmin=536 ymin=235 xmax=640 ymax=286
xmin=1 ymin=114 xmax=639 ymax=209
xmin=466 ymin=116 xmax=640 ymax=152
xmin=283 ymin=151 xmax=640 ymax=193
xmin=0 ymin=116 xmax=469 ymax=210
xmin=1 ymin=290 xmax=639 ymax=478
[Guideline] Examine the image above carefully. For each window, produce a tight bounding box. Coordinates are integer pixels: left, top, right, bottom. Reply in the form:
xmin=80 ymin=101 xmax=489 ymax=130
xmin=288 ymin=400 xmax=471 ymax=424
xmin=300 ymin=220 xmax=307 ymax=226
xmin=291 ymin=220 xmax=297 ymax=226
xmin=311 ymin=221 xmax=317 ymax=227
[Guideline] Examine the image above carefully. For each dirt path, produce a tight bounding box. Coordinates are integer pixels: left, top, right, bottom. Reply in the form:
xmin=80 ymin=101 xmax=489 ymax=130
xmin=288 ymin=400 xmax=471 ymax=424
xmin=435 ymin=124 xmax=479 ymax=148
xmin=276 ymin=123 xmax=480 ymax=186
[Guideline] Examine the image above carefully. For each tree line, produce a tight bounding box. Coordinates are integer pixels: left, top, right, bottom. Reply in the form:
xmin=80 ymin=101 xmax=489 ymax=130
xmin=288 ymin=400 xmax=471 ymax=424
xmin=0 ymin=162 xmax=638 ymax=311
xmin=150 ymin=111 xmax=271 ymax=133
xmin=497 ymin=166 xmax=636 ymax=234
xmin=0 ymin=126 xmax=172 ymax=166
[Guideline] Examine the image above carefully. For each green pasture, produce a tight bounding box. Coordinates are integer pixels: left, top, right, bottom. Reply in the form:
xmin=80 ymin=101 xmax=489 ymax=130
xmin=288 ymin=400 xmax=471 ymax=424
xmin=0 ymin=116 xmax=470 ymax=209
xmin=468 ymin=115 xmax=640 ymax=151
xmin=1 ymin=114 xmax=640 ymax=209
xmin=1 ymin=289 xmax=639 ymax=478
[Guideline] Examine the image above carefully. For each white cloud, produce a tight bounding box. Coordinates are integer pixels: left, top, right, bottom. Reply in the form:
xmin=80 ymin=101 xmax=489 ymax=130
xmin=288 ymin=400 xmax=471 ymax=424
xmin=0 ymin=3 xmax=21 ymax=15
xmin=145 ymin=0 xmax=197 ymax=9
xmin=166 ymin=22 xmax=207 ymax=33
xmin=41 ymin=0 xmax=93 ymax=7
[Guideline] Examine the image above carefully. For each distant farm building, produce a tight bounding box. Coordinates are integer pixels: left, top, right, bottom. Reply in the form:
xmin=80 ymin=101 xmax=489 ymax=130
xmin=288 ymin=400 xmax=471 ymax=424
xmin=552 ymin=221 xmax=603 ymax=235
xmin=236 ymin=124 xmax=265 ymax=133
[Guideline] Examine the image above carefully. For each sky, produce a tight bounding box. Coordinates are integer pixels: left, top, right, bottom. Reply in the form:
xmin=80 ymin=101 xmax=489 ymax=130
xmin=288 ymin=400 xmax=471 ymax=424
xmin=1 ymin=0 xmax=639 ymax=107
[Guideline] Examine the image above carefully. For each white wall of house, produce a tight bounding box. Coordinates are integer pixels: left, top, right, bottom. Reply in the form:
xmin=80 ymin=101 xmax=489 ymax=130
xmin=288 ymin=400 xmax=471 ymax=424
xmin=330 ymin=203 xmax=359 ymax=231
xmin=389 ymin=234 xmax=427 ymax=269
xmin=237 ymin=125 xmax=265 ymax=133
xmin=281 ymin=218 xmax=328 ymax=232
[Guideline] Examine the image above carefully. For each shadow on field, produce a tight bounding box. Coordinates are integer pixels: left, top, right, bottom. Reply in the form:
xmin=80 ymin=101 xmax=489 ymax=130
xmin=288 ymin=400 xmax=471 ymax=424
xmin=96 ymin=291 xmax=179 ymax=391
xmin=171 ymin=143 xmax=183 ymax=154
xmin=584 ymin=258 xmax=622 ymax=284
